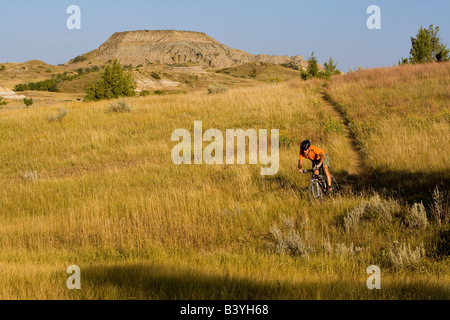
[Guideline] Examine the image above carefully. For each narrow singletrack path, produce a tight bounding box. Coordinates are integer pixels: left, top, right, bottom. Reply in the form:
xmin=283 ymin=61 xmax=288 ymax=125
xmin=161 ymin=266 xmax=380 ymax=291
xmin=319 ymin=85 xmax=366 ymax=183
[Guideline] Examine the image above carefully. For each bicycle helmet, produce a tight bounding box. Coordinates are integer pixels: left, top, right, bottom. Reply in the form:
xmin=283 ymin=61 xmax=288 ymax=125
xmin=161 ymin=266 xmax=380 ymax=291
xmin=300 ymin=140 xmax=311 ymax=151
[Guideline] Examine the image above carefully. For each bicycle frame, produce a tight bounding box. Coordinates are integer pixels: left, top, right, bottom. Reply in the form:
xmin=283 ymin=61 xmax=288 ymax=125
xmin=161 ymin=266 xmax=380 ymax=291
xmin=303 ymin=167 xmax=329 ymax=198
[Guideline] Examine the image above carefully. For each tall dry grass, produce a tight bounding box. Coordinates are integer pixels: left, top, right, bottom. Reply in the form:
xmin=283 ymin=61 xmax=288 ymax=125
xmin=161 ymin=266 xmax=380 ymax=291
xmin=0 ymin=78 xmax=448 ymax=299
xmin=325 ymin=62 xmax=450 ymax=173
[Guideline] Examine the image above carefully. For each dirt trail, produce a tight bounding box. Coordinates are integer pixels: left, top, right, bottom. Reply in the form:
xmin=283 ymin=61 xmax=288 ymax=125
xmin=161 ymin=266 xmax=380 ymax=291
xmin=319 ymin=87 xmax=366 ymax=181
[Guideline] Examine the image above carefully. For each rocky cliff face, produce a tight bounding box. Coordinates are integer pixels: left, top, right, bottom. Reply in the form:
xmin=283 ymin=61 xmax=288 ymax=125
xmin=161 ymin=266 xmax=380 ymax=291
xmin=86 ymin=30 xmax=307 ymax=69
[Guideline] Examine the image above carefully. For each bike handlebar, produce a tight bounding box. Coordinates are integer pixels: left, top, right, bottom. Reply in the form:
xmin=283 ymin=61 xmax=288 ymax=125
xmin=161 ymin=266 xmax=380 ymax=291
xmin=301 ymin=166 xmax=319 ymax=173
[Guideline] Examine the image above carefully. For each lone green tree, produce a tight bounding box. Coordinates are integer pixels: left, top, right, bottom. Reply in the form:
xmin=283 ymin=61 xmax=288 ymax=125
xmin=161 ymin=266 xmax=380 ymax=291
xmin=301 ymin=52 xmax=320 ymax=80
xmin=401 ymin=25 xmax=450 ymax=64
xmin=0 ymin=97 xmax=8 ymax=106
xmin=23 ymin=98 xmax=33 ymax=108
xmin=84 ymin=59 xmax=136 ymax=101
xmin=323 ymin=57 xmax=341 ymax=76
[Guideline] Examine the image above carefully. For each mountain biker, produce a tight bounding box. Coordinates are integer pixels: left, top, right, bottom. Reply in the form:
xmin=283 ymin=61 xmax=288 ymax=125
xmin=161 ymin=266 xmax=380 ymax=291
xmin=298 ymin=140 xmax=333 ymax=192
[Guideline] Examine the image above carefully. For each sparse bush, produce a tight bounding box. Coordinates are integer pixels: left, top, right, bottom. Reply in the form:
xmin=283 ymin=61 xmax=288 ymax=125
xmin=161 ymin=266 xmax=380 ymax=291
xmin=22 ymin=170 xmax=38 ymax=181
xmin=269 ymin=77 xmax=282 ymax=83
xmin=269 ymin=216 xmax=314 ymax=257
xmin=430 ymin=186 xmax=449 ymax=225
xmin=343 ymin=204 xmax=366 ymax=233
xmin=207 ymin=83 xmax=228 ymax=94
xmin=139 ymin=90 xmax=151 ymax=97
xmin=153 ymin=90 xmax=166 ymax=95
xmin=48 ymin=107 xmax=68 ymax=122
xmin=0 ymin=65 xmax=5 ymax=71
xmin=280 ymin=62 xmax=299 ymax=70
xmin=343 ymin=194 xmax=399 ymax=232
xmin=323 ymin=240 xmax=362 ymax=256
xmin=320 ymin=116 xmax=344 ymax=134
xmin=150 ymin=72 xmax=161 ymax=80
xmin=278 ymin=131 xmax=291 ymax=148
xmin=108 ymin=100 xmax=131 ymax=113
xmin=278 ymin=130 xmax=302 ymax=148
xmin=405 ymin=202 xmax=428 ymax=230
xmin=0 ymin=97 xmax=8 ymax=106
xmin=388 ymin=241 xmax=426 ymax=268
xmin=334 ymin=242 xmax=362 ymax=256
xmin=71 ymin=55 xmax=87 ymax=63
xmin=23 ymin=98 xmax=33 ymax=108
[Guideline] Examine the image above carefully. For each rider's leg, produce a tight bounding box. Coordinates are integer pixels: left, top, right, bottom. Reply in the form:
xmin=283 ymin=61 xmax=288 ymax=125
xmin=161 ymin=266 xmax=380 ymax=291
xmin=312 ymin=160 xmax=320 ymax=175
xmin=323 ymin=165 xmax=332 ymax=187
xmin=322 ymin=153 xmax=332 ymax=188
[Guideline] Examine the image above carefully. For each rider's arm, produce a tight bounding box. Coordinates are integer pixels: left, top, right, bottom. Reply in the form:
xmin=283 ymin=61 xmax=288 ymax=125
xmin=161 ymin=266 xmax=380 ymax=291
xmin=298 ymin=158 xmax=304 ymax=172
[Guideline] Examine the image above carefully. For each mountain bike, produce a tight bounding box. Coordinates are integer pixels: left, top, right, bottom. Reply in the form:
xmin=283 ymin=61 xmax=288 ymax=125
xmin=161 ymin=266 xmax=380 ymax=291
xmin=302 ymin=166 xmax=339 ymax=203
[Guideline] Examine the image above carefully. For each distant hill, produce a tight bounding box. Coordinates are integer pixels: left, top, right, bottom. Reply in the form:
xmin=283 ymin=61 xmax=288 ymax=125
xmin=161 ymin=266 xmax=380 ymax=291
xmin=71 ymin=30 xmax=308 ymax=69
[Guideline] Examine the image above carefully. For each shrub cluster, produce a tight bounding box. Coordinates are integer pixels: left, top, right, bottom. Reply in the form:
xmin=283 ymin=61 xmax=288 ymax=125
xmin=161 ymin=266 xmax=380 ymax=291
xmin=300 ymin=53 xmax=341 ymax=80
xmin=48 ymin=107 xmax=69 ymax=122
xmin=14 ymin=67 xmax=101 ymax=93
xmin=207 ymin=83 xmax=228 ymax=94
xmin=269 ymin=216 xmax=314 ymax=257
xmin=71 ymin=55 xmax=87 ymax=63
xmin=14 ymin=79 xmax=60 ymax=92
xmin=107 ymin=100 xmax=131 ymax=113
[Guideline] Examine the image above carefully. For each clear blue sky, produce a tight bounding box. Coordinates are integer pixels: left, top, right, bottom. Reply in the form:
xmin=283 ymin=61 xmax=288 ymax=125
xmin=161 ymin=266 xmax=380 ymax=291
xmin=1 ymin=0 xmax=449 ymax=71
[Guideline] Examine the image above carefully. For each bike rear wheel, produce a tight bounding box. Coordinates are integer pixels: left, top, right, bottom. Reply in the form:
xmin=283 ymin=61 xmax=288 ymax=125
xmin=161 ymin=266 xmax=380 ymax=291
xmin=328 ymin=175 xmax=340 ymax=197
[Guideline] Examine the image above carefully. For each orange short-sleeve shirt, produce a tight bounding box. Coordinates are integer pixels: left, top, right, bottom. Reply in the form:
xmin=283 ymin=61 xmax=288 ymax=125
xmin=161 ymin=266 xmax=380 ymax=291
xmin=299 ymin=145 xmax=325 ymax=161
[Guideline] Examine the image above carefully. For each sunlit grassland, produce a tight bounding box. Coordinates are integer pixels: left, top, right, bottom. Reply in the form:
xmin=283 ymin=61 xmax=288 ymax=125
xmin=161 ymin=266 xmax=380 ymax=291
xmin=325 ymin=62 xmax=450 ymax=173
xmin=0 ymin=79 xmax=448 ymax=299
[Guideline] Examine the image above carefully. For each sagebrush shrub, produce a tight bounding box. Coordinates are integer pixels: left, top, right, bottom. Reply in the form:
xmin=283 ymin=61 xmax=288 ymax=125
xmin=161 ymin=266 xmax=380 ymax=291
xmin=269 ymin=216 xmax=314 ymax=257
xmin=108 ymin=100 xmax=131 ymax=113
xmin=388 ymin=241 xmax=425 ymax=268
xmin=323 ymin=240 xmax=362 ymax=256
xmin=48 ymin=107 xmax=68 ymax=122
xmin=207 ymin=83 xmax=228 ymax=94
xmin=431 ymin=186 xmax=449 ymax=225
xmin=343 ymin=194 xmax=399 ymax=232
xmin=22 ymin=170 xmax=38 ymax=181
xmin=405 ymin=202 xmax=428 ymax=230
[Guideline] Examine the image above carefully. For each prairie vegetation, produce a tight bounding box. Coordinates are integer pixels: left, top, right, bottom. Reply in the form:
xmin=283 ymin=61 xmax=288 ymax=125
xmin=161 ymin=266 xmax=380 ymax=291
xmin=0 ymin=64 xmax=448 ymax=299
xmin=325 ymin=62 xmax=450 ymax=201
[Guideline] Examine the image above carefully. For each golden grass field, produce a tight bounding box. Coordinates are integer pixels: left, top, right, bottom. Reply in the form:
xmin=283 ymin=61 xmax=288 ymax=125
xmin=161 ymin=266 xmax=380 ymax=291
xmin=0 ymin=63 xmax=449 ymax=299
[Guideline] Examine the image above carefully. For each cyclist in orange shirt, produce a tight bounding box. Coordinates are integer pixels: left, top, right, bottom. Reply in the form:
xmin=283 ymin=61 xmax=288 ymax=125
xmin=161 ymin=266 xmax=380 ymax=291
xmin=298 ymin=140 xmax=333 ymax=191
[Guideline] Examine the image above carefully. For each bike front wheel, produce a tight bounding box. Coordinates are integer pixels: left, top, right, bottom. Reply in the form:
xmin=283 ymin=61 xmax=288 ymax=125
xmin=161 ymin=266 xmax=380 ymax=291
xmin=308 ymin=181 xmax=324 ymax=203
